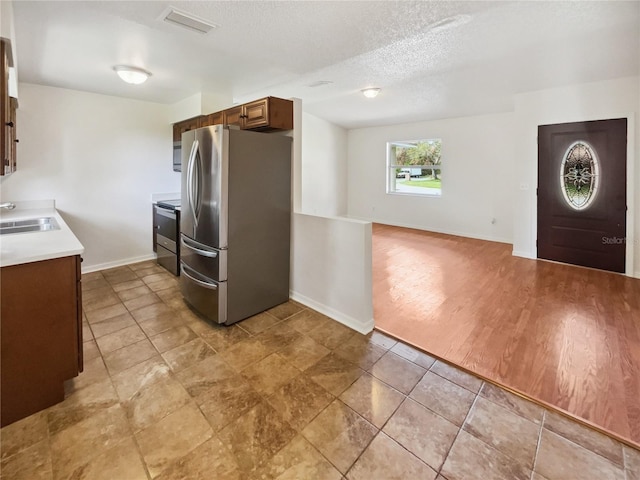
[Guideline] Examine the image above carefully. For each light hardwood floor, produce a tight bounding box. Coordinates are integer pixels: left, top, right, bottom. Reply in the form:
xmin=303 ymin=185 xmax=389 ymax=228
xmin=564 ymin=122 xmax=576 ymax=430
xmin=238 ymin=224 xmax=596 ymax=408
xmin=372 ymin=223 xmax=640 ymax=448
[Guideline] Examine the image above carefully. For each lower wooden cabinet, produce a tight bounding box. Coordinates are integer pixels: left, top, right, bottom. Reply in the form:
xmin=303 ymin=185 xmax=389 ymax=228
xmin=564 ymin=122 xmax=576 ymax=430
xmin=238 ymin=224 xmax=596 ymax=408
xmin=0 ymin=255 xmax=83 ymax=427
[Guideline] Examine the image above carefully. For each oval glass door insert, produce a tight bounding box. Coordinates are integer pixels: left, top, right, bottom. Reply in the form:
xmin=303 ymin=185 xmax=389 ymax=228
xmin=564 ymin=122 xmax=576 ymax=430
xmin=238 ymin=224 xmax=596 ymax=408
xmin=560 ymin=141 xmax=599 ymax=210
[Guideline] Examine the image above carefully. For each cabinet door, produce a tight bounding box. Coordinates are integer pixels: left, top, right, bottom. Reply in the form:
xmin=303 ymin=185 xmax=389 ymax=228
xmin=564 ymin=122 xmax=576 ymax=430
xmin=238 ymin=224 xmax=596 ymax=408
xmin=1 ymin=256 xmax=81 ymax=426
xmin=9 ymin=97 xmax=16 ymax=174
xmin=180 ymin=116 xmax=203 ymax=135
xmin=242 ymin=98 xmax=269 ymax=130
xmin=202 ymin=111 xmax=224 ymax=127
xmin=172 ymin=123 xmax=182 ymax=142
xmin=173 ymin=116 xmax=204 ymax=141
xmin=75 ymin=256 xmax=83 ymax=373
xmin=224 ymin=106 xmax=242 ymax=127
xmin=1 ymin=41 xmax=10 ymax=176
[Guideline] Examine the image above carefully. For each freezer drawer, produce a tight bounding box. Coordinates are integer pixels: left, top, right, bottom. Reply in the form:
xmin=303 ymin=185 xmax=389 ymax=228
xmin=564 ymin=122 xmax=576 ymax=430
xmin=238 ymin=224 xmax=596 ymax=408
xmin=180 ymin=234 xmax=227 ymax=281
xmin=179 ymin=263 xmax=227 ymax=324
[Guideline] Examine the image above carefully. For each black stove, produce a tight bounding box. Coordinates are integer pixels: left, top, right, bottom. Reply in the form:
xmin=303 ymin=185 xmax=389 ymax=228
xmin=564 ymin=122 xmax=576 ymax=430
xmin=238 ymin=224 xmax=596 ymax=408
xmin=157 ymin=199 xmax=181 ymax=210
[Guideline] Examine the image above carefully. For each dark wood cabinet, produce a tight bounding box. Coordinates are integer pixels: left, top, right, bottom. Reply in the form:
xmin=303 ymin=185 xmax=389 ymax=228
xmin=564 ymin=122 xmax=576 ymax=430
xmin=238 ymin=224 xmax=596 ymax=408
xmin=241 ymin=96 xmax=293 ymax=131
xmin=201 ymin=111 xmax=224 ymax=127
xmin=223 ymin=106 xmax=243 ymax=127
xmin=171 ymin=96 xmax=293 ymax=169
xmin=219 ymin=97 xmax=293 ymax=131
xmin=172 ymin=115 xmax=205 ymax=142
xmin=1 ymin=39 xmax=16 ymax=177
xmin=173 ymin=96 xmax=293 ymax=138
xmin=1 ymin=255 xmax=83 ymax=427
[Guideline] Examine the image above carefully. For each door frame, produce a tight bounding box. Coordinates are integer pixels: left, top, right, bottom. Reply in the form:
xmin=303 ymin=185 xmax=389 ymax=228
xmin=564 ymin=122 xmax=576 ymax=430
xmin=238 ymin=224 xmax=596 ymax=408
xmin=533 ymin=112 xmax=635 ymax=277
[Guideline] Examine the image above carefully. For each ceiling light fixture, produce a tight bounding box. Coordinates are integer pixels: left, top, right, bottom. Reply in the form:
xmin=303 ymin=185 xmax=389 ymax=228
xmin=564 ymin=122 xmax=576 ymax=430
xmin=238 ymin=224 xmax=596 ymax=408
xmin=113 ymin=65 xmax=151 ymax=85
xmin=160 ymin=7 xmax=218 ymax=34
xmin=361 ymin=87 xmax=381 ymax=98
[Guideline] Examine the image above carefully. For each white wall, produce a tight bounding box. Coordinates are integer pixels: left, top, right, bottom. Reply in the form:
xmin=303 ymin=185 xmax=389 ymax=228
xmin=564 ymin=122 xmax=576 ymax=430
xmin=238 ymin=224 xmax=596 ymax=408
xmin=512 ymin=77 xmax=639 ymax=277
xmin=347 ymin=112 xmax=515 ymax=243
xmin=168 ymin=91 xmax=234 ymax=124
xmin=300 ymin=112 xmax=348 ymax=216
xmin=0 ymin=83 xmax=180 ymax=271
xmin=291 ymin=213 xmax=373 ymax=334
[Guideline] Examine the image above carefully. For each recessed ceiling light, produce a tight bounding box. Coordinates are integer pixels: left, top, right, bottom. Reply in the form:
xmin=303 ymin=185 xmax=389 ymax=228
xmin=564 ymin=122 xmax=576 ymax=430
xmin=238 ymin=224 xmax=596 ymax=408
xmin=361 ymin=87 xmax=381 ymax=98
xmin=113 ymin=65 xmax=151 ymax=85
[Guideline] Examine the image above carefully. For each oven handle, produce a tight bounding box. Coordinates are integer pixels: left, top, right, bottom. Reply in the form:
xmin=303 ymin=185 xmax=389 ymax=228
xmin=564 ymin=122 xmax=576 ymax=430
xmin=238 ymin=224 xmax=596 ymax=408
xmin=181 ymin=236 xmax=218 ymax=258
xmin=180 ymin=264 xmax=218 ymax=290
xmin=155 ymin=208 xmax=176 ymax=220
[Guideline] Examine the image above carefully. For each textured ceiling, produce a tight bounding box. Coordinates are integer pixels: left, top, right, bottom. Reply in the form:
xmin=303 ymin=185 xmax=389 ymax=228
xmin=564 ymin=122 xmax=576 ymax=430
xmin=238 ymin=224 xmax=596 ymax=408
xmin=11 ymin=0 xmax=640 ymax=128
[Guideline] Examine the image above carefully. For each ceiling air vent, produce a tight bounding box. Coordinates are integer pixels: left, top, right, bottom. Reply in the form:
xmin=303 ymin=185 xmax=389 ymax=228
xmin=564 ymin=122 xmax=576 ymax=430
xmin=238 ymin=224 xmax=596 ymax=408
xmin=161 ymin=7 xmax=218 ymax=34
xmin=307 ymin=81 xmax=334 ymax=88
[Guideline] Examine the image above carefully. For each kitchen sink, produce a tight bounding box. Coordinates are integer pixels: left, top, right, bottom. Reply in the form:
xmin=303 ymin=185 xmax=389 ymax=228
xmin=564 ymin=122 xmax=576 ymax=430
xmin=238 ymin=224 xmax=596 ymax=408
xmin=0 ymin=217 xmax=60 ymax=235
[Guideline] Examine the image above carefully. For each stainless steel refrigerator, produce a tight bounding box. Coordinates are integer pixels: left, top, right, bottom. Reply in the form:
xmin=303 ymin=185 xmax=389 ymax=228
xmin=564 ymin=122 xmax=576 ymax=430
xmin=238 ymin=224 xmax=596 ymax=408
xmin=179 ymin=125 xmax=292 ymax=325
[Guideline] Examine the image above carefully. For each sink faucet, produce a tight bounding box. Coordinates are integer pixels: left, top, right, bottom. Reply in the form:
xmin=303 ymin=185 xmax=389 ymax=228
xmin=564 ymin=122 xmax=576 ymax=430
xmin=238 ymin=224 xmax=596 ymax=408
xmin=0 ymin=202 xmax=16 ymax=210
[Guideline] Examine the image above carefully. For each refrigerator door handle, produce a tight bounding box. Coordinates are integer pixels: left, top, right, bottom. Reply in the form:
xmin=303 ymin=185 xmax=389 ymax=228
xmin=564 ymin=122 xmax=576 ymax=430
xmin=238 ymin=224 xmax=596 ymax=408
xmin=186 ymin=139 xmax=199 ymax=228
xmin=193 ymin=143 xmax=202 ymax=221
xmin=180 ymin=264 xmax=219 ymax=290
xmin=181 ymin=235 xmax=218 ymax=258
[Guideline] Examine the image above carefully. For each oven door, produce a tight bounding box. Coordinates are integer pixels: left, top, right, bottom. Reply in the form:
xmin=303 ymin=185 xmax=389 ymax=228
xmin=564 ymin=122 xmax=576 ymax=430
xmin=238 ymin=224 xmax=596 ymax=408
xmin=155 ymin=206 xmax=177 ymax=249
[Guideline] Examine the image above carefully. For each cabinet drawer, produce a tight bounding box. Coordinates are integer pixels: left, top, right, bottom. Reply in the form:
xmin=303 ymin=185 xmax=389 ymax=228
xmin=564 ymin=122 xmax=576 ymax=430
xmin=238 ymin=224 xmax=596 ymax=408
xmin=157 ymin=245 xmax=178 ymax=276
xmin=157 ymin=234 xmax=176 ymax=254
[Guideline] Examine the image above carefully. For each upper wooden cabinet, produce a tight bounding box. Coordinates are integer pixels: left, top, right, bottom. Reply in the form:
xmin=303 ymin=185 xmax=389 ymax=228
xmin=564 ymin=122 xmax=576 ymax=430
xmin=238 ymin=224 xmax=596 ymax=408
xmin=223 ymin=106 xmax=242 ymax=127
xmin=201 ymin=111 xmax=224 ymax=127
xmin=1 ymin=40 xmax=16 ymax=177
xmin=172 ymin=115 xmax=205 ymax=142
xmin=171 ymin=96 xmax=293 ymax=169
xmin=241 ymin=97 xmax=293 ymax=131
xmin=173 ymin=96 xmax=293 ymax=140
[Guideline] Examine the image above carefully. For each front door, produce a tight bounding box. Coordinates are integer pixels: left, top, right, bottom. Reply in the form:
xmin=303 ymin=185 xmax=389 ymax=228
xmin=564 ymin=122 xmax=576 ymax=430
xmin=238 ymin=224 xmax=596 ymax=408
xmin=537 ymin=118 xmax=627 ymax=273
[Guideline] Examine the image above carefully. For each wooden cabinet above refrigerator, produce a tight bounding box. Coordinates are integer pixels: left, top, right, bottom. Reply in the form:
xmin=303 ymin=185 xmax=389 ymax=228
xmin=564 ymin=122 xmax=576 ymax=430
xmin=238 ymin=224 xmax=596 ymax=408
xmin=172 ymin=96 xmax=293 ymax=172
xmin=173 ymin=96 xmax=293 ymax=134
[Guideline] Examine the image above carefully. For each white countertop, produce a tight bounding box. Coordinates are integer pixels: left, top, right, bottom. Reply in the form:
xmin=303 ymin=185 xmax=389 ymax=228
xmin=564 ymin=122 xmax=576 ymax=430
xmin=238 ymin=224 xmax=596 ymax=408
xmin=0 ymin=202 xmax=85 ymax=268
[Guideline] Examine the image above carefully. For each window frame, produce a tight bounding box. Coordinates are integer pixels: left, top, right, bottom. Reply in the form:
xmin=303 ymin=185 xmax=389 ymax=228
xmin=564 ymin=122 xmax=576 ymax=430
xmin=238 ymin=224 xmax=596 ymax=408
xmin=386 ymin=139 xmax=443 ymax=197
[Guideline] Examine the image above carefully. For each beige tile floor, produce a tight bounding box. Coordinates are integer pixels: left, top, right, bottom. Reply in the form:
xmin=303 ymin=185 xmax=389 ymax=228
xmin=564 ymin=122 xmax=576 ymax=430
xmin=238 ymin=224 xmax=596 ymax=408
xmin=1 ymin=260 xmax=639 ymax=480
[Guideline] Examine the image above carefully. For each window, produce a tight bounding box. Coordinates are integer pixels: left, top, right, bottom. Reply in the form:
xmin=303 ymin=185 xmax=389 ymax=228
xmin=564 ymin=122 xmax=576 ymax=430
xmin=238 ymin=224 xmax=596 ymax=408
xmin=387 ymin=139 xmax=442 ymax=196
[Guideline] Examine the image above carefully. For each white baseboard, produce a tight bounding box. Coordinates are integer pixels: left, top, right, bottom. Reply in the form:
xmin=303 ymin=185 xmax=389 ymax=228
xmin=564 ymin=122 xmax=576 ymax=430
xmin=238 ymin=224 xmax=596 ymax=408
xmin=347 ymin=215 xmax=513 ymax=245
xmin=82 ymin=254 xmax=156 ymax=274
xmin=290 ymin=290 xmax=374 ymax=335
xmin=512 ymin=250 xmax=536 ymax=259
